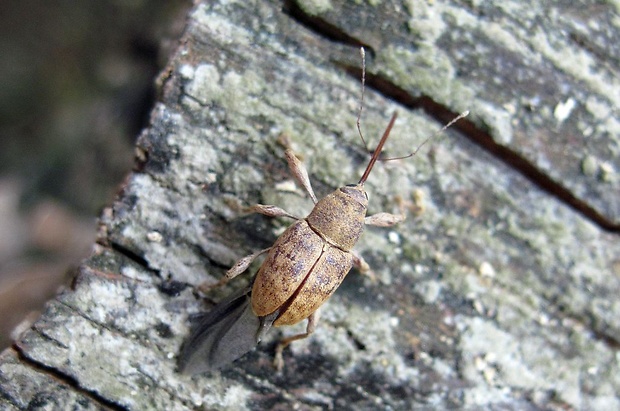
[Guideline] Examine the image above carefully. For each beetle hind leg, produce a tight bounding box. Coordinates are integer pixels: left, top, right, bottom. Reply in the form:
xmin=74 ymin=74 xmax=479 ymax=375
xmin=199 ymin=247 xmax=271 ymax=293
xmin=274 ymin=310 xmax=320 ymax=371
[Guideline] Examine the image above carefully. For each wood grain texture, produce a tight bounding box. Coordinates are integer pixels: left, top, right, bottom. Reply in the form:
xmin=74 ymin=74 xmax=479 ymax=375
xmin=2 ymin=1 xmax=619 ymax=409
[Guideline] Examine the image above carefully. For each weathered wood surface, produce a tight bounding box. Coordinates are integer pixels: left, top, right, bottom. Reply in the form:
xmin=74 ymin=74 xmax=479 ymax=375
xmin=2 ymin=0 xmax=619 ymax=409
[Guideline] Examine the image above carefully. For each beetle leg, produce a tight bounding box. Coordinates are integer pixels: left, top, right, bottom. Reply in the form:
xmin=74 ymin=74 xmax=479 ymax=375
xmin=284 ymin=149 xmax=318 ymax=204
xmin=199 ymin=248 xmax=271 ymax=293
xmin=352 ymin=251 xmax=376 ymax=282
xmin=247 ymin=204 xmax=300 ymax=220
xmin=225 ymin=247 xmax=272 ymax=279
xmin=365 ymin=195 xmax=407 ymax=227
xmin=277 ymin=134 xmax=318 ymax=203
xmin=274 ymin=310 xmax=320 ymax=371
xmin=364 ymin=212 xmax=405 ymax=227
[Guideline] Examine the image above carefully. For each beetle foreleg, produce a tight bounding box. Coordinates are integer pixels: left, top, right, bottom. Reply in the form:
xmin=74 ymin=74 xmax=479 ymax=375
xmin=274 ymin=309 xmax=320 ymax=371
xmin=276 ymin=133 xmax=318 ymax=203
xmin=284 ymin=149 xmax=318 ymax=204
xmin=364 ymin=194 xmax=407 ymax=227
xmin=364 ymin=212 xmax=405 ymax=227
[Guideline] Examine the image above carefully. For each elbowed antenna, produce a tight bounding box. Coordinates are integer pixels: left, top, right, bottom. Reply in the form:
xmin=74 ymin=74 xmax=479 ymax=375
xmin=357 ymin=110 xmax=470 ymax=185
xmin=354 ymin=47 xmax=399 ymax=185
xmin=353 ymin=47 xmax=468 ymax=186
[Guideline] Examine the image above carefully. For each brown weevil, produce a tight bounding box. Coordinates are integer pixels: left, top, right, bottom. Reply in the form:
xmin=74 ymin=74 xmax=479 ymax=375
xmin=178 ymin=48 xmax=468 ymax=374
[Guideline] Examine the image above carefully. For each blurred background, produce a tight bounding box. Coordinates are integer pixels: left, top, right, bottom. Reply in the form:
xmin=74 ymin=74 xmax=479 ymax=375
xmin=0 ymin=0 xmax=190 ymax=350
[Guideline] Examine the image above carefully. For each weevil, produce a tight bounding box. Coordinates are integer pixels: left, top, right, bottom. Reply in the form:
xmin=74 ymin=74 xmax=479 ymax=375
xmin=178 ymin=49 xmax=468 ymax=375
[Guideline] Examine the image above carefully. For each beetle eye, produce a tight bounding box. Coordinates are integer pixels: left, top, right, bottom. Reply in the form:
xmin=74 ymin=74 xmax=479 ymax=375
xmin=345 ymin=183 xmax=356 ymax=187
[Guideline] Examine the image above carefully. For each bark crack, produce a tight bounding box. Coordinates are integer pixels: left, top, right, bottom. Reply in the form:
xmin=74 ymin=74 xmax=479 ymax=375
xmin=344 ymin=66 xmax=620 ymax=233
xmin=12 ymin=346 xmax=128 ymax=411
xmin=284 ymin=0 xmax=619 ymax=233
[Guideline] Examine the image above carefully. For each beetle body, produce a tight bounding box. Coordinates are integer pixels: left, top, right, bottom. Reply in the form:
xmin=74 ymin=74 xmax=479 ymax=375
xmin=252 ymin=184 xmax=367 ymax=325
xmin=178 ymin=101 xmax=467 ymax=374
xmin=179 ymin=113 xmax=403 ymax=375
xmin=179 ymin=112 xmax=402 ymax=376
xmin=178 ymin=45 xmax=469 ymax=374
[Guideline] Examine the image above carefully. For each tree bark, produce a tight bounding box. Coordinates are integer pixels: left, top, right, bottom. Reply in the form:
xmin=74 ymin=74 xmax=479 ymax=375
xmin=2 ymin=1 xmax=619 ymax=410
